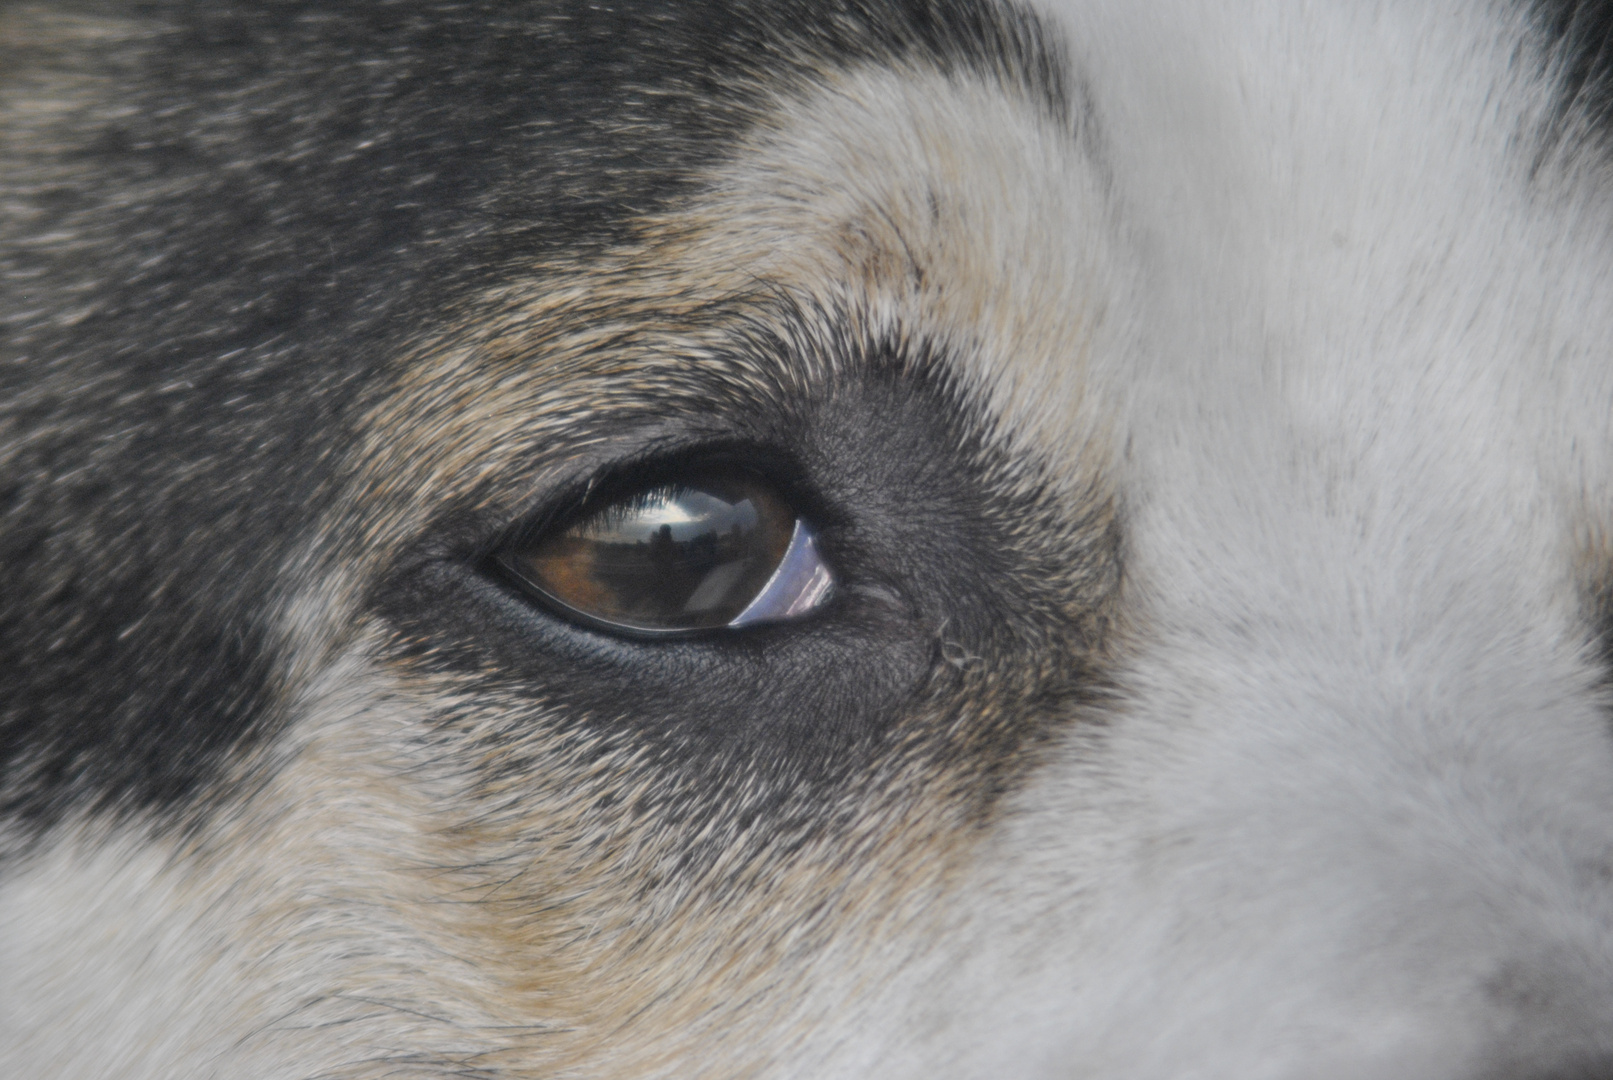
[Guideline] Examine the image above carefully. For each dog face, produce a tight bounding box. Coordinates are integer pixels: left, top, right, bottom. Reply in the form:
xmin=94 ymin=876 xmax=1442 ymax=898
xmin=6 ymin=1 xmax=1613 ymax=1076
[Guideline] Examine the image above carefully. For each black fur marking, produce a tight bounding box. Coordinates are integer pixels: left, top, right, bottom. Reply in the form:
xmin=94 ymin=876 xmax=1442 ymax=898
xmin=1533 ymin=1 xmax=1613 ymax=149
xmin=0 ymin=2 xmax=1074 ymax=841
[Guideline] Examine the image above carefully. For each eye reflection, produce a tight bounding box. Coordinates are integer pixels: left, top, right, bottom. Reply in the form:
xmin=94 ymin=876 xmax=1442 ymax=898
xmin=503 ymin=474 xmax=832 ymax=635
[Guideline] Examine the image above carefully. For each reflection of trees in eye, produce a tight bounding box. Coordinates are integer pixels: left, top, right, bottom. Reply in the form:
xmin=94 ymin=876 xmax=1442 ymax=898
xmin=648 ymin=524 xmax=677 ymax=572
xmin=598 ymin=521 xmax=745 ymax=576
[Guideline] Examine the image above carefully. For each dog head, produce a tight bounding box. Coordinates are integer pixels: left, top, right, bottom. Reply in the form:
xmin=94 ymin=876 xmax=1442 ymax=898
xmin=6 ymin=2 xmax=1613 ymax=1077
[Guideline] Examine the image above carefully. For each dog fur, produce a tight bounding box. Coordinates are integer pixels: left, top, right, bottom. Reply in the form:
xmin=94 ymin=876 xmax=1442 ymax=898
xmin=7 ymin=1 xmax=1613 ymax=1076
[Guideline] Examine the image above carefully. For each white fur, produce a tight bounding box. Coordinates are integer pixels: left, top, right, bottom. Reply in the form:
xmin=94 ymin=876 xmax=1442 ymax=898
xmin=820 ymin=2 xmax=1613 ymax=1076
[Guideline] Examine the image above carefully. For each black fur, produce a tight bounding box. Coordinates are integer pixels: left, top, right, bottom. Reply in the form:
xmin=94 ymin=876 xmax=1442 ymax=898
xmin=1537 ymin=0 xmax=1613 ymax=141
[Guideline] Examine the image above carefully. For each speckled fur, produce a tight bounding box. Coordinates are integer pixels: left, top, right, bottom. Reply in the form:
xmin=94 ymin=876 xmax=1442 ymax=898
xmin=9 ymin=2 xmax=1613 ymax=1078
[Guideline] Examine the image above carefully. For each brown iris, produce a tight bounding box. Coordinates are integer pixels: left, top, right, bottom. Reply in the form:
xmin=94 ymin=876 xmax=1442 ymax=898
xmin=503 ymin=474 xmax=800 ymax=633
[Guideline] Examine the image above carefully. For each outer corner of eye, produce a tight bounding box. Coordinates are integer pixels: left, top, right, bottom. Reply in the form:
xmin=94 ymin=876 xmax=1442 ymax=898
xmin=498 ymin=473 xmax=834 ymax=637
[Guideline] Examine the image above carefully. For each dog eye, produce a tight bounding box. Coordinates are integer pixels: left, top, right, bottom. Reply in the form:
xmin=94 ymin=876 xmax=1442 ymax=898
xmin=500 ymin=473 xmax=833 ymax=635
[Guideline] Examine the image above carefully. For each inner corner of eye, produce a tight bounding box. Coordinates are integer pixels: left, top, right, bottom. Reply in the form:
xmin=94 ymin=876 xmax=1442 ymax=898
xmin=503 ymin=475 xmax=833 ymax=635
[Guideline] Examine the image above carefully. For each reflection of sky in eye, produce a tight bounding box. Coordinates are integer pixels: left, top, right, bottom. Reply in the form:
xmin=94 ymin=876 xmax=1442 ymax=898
xmin=584 ymin=488 xmax=759 ymax=543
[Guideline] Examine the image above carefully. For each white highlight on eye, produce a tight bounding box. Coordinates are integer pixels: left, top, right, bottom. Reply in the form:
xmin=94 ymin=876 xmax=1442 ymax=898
xmin=589 ymin=489 xmax=756 ymax=540
xmin=727 ymin=519 xmax=833 ymax=627
xmin=682 ymin=561 xmax=749 ymax=613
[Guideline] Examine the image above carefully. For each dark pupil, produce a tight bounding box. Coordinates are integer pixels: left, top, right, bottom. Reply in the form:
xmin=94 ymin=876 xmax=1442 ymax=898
xmin=519 ymin=478 xmax=793 ymax=631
